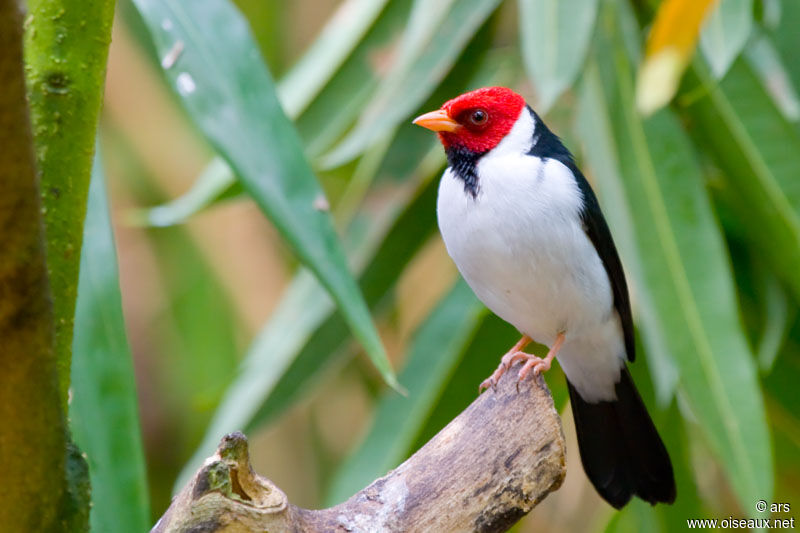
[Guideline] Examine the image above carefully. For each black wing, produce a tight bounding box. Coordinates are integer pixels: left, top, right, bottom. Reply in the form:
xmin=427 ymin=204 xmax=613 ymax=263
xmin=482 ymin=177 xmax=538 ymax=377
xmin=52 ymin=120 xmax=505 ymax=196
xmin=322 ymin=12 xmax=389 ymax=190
xmin=528 ymin=108 xmax=635 ymax=361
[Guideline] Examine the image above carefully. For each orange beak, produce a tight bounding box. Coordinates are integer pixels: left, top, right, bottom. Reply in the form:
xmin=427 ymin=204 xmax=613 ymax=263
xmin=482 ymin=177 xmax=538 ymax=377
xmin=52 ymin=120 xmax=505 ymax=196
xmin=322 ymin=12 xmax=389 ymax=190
xmin=412 ymin=109 xmax=462 ymax=133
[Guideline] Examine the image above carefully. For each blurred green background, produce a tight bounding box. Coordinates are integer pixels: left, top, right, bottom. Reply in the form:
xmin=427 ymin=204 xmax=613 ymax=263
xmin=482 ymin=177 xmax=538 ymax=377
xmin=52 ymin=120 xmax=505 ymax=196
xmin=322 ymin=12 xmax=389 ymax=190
xmin=73 ymin=0 xmax=800 ymax=530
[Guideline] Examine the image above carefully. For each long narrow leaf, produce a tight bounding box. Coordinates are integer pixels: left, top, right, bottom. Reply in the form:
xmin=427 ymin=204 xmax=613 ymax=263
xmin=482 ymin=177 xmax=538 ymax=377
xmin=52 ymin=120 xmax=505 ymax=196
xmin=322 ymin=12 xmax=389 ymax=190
xmin=755 ymin=270 xmax=794 ymax=372
xmin=699 ymin=0 xmax=753 ymax=79
xmin=518 ymin=0 xmax=598 ymax=112
xmin=242 ymin=174 xmax=439 ymax=427
xmin=102 ymin=122 xmax=244 ymax=477
xmin=684 ymin=58 xmax=800 ymax=301
xmin=131 ymin=0 xmax=399 ymax=390
xmin=770 ymin=0 xmax=800 ymax=99
xmin=70 ymin=153 xmax=150 ymax=532
xmin=578 ymin=11 xmax=772 ymax=510
xmin=744 ymin=32 xmax=800 ymax=123
xmin=132 ymin=157 xmax=239 ymax=227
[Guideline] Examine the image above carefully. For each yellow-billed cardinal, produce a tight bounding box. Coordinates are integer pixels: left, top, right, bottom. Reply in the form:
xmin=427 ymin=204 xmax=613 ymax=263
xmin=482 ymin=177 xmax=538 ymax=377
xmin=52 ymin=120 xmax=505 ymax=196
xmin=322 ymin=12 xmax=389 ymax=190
xmin=413 ymin=86 xmax=675 ymax=509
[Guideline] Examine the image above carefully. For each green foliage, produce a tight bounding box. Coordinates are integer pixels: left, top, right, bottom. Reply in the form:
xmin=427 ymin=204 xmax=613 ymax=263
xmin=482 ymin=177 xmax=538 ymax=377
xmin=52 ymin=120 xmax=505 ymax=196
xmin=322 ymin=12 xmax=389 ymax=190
xmin=52 ymin=0 xmax=800 ymax=529
xmin=684 ymin=59 xmax=800 ymax=301
xmin=131 ymin=0 xmax=400 ymax=391
xmin=70 ymin=152 xmax=150 ymax=533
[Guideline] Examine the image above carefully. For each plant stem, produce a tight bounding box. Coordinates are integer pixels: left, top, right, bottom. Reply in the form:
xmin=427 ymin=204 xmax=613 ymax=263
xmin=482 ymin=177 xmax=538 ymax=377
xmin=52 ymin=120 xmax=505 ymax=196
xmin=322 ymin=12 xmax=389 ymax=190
xmin=23 ymin=0 xmax=116 ymax=408
xmin=0 ymin=2 xmax=77 ymax=529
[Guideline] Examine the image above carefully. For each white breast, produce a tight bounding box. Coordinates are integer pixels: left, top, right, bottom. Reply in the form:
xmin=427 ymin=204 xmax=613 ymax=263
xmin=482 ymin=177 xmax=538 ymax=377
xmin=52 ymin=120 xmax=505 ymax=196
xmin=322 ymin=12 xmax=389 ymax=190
xmin=436 ymin=109 xmax=625 ymax=401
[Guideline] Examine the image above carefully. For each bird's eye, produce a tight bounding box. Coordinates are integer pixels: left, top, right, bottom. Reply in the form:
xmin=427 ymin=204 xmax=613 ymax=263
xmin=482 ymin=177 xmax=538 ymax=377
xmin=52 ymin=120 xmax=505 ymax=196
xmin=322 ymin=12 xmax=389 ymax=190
xmin=469 ymin=109 xmax=488 ymax=125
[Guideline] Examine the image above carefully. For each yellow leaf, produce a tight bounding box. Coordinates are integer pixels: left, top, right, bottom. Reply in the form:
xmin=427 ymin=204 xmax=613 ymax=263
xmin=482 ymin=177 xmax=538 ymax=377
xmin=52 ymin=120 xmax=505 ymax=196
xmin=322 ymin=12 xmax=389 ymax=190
xmin=636 ymin=0 xmax=718 ymax=115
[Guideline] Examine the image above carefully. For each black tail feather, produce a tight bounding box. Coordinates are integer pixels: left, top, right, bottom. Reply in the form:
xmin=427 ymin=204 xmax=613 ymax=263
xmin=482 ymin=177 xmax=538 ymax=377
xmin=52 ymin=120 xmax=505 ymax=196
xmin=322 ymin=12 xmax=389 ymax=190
xmin=567 ymin=367 xmax=676 ymax=509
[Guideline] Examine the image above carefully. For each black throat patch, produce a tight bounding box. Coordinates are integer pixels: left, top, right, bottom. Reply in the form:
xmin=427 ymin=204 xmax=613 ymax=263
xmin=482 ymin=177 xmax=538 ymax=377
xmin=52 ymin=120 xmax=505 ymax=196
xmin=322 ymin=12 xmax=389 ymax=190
xmin=445 ymin=146 xmax=486 ymax=199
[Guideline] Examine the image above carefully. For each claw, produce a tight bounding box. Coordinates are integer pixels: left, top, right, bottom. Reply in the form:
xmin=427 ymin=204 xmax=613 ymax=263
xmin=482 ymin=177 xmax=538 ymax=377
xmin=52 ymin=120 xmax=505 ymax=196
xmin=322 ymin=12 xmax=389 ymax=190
xmin=481 ymin=332 xmax=566 ymax=392
xmin=478 ymin=335 xmax=533 ymax=394
xmin=517 ymin=356 xmax=549 ymax=382
xmin=515 ymin=332 xmax=565 ymax=383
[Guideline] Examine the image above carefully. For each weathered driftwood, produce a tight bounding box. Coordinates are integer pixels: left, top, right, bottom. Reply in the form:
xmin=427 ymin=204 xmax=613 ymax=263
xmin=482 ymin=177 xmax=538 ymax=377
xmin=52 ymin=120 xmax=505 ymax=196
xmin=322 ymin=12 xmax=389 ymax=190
xmin=152 ymin=364 xmax=566 ymax=533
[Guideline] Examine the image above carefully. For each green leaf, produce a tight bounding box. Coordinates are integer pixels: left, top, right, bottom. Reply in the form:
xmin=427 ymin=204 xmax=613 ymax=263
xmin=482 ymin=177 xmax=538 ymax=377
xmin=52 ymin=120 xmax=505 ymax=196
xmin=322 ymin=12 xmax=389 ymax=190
xmin=755 ymin=269 xmax=794 ymax=372
xmin=763 ymin=346 xmax=800 ymax=507
xmin=326 ymin=280 xmax=485 ymax=504
xmin=149 ymin=227 xmax=243 ymax=424
xmin=131 ymin=157 xmax=240 ymax=227
xmin=769 ymin=0 xmax=800 ymax=97
xmin=245 ymin=174 xmax=438 ymax=414
xmin=320 ymin=0 xmax=503 ymax=168
xmin=518 ymin=0 xmax=598 ymax=112
xmin=744 ymin=32 xmax=800 ymax=122
xmin=683 ymin=58 xmax=800 ymax=301
xmin=700 ymin=0 xmax=753 ymax=79
xmin=603 ymin=499 xmax=663 ymax=533
xmin=277 ymin=0 xmax=391 ymax=118
xmin=722 ymin=230 xmax=795 ymax=374
xmin=577 ymin=12 xmax=772 ymax=510
xmin=131 ymin=0 xmax=399 ymax=390
xmin=70 ymin=153 xmax=150 ymax=532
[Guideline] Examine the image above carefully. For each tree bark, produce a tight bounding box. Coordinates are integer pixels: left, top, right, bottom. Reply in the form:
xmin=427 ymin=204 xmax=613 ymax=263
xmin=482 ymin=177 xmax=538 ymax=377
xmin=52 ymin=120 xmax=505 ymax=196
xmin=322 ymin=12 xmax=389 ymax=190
xmin=153 ymin=366 xmax=566 ymax=533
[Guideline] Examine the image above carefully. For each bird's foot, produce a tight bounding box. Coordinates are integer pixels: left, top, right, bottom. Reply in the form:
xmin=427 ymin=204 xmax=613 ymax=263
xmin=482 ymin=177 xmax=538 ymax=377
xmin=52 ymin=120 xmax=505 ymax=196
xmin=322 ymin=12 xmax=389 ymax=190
xmin=509 ymin=352 xmax=553 ymax=393
xmin=515 ymin=332 xmax=564 ymax=389
xmin=479 ymin=350 xmax=525 ymax=392
xmin=479 ymin=332 xmax=566 ymax=393
xmin=515 ymin=352 xmax=551 ymax=381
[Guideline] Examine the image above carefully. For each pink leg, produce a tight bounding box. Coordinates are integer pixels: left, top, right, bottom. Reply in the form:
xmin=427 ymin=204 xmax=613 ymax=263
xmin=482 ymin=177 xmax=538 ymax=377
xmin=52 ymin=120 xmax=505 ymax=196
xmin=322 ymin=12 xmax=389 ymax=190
xmin=479 ymin=334 xmax=532 ymax=393
xmin=516 ymin=331 xmax=565 ymax=382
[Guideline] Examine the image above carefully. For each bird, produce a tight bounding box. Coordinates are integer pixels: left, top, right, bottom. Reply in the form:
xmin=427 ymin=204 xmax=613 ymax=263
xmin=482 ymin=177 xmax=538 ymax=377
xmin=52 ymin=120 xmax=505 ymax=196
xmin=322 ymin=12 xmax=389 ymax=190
xmin=412 ymin=86 xmax=675 ymax=509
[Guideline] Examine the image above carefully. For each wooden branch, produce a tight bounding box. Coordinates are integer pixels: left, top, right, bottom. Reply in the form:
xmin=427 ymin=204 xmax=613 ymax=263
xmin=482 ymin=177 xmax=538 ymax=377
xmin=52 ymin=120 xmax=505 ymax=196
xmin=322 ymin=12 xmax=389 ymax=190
xmin=153 ymin=366 xmax=566 ymax=533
